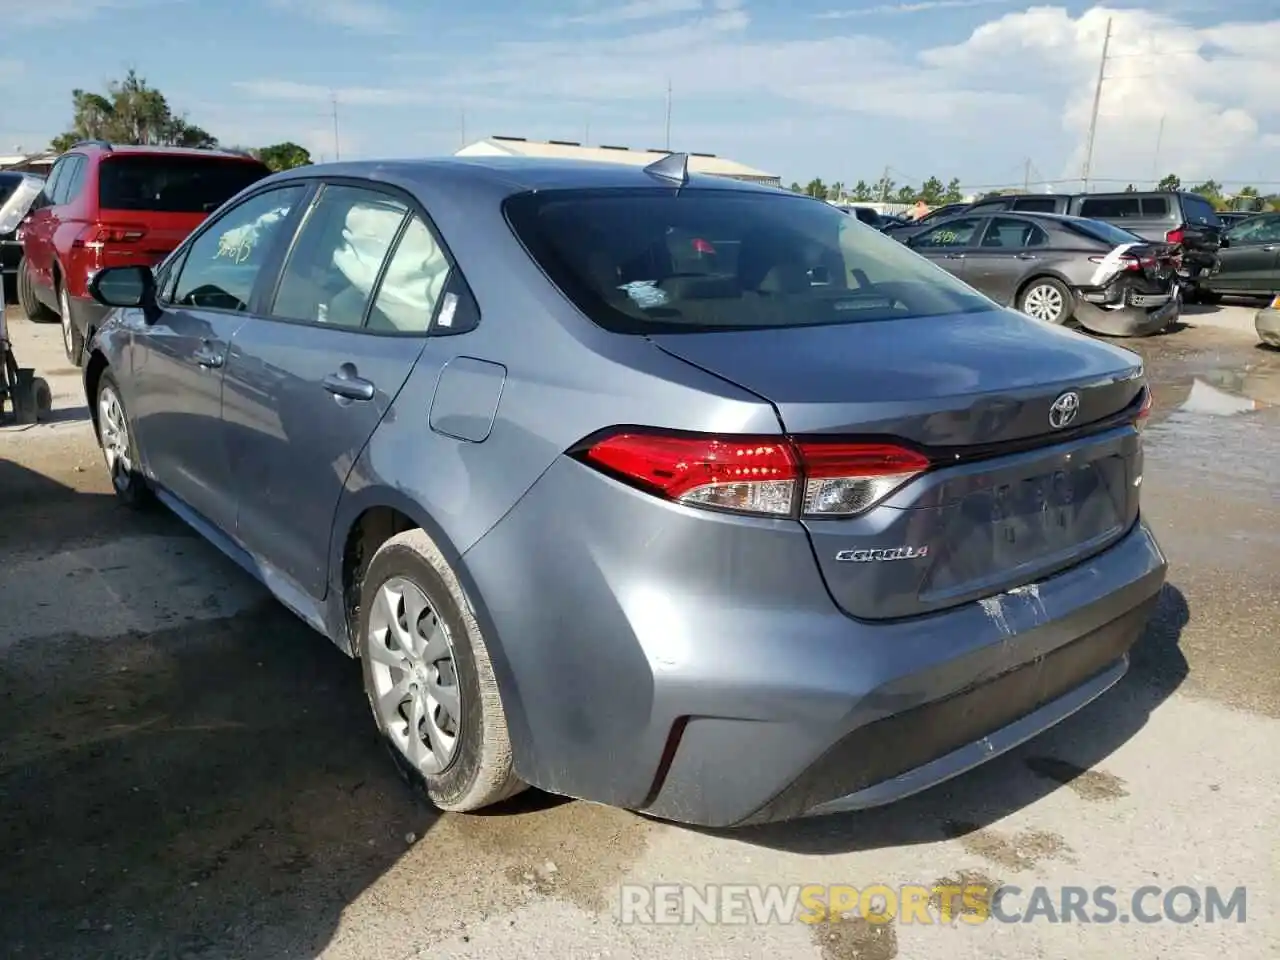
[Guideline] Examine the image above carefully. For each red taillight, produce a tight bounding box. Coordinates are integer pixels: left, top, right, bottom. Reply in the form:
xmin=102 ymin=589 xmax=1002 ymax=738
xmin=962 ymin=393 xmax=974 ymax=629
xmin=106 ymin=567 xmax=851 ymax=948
xmin=1165 ymin=227 xmax=1185 ymax=245
xmin=1089 ymin=254 xmax=1141 ymax=271
xmin=577 ymin=431 xmax=931 ymax=518
xmin=1135 ymin=387 xmax=1153 ymax=430
xmin=72 ymin=223 xmax=148 ymax=248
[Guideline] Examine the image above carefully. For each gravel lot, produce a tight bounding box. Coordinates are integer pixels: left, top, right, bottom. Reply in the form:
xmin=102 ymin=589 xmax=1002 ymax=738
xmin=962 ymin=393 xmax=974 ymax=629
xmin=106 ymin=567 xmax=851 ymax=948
xmin=1 ymin=304 xmax=1277 ymax=960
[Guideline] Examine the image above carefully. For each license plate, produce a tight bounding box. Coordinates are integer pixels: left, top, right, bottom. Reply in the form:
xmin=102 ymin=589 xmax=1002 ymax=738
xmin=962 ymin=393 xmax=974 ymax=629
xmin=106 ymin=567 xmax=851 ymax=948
xmin=991 ymin=471 xmax=1074 ymax=551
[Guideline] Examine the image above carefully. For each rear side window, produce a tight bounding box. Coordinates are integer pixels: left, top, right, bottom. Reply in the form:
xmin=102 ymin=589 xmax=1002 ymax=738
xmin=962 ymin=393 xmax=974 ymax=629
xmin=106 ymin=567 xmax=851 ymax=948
xmin=504 ymin=189 xmax=993 ymax=334
xmin=1012 ymin=197 xmax=1058 ymax=213
xmin=980 ymin=217 xmax=1048 ymax=248
xmin=1078 ymin=197 xmax=1142 ymax=219
xmin=1140 ymin=196 xmax=1170 ymax=217
xmin=99 ymin=155 xmax=271 ymax=213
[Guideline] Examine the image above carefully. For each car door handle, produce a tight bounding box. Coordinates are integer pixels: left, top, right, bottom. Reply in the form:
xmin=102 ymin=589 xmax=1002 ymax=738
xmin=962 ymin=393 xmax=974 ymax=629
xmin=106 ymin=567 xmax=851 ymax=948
xmin=1262 ymin=244 xmax=1278 ymax=252
xmin=1016 ymin=253 xmax=1037 ymax=260
xmin=944 ymin=253 xmax=966 ymax=259
xmin=193 ymin=341 xmax=224 ymax=369
xmin=323 ymin=372 xmax=375 ymax=402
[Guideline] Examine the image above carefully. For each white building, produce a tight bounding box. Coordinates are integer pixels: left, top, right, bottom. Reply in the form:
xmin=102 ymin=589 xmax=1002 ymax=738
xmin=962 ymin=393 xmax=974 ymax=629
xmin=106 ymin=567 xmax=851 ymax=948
xmin=455 ymin=136 xmax=781 ymax=188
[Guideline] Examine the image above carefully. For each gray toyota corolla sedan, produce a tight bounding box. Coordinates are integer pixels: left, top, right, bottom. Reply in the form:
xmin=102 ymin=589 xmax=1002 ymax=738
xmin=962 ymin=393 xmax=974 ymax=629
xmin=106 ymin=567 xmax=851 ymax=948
xmin=81 ymin=154 xmax=1166 ymax=828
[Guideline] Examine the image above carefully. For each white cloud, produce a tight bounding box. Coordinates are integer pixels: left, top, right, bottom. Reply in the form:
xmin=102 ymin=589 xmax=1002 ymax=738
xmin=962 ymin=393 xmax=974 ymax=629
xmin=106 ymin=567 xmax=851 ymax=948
xmin=817 ymin=0 xmax=1011 ymax=19
xmin=235 ymin=4 xmax=1279 ymax=184
xmin=268 ymin=0 xmax=399 ymax=33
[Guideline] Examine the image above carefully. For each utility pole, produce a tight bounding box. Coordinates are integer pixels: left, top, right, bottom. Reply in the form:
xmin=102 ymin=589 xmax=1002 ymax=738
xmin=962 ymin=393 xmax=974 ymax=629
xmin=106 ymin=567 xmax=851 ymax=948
xmin=1024 ymin=157 xmax=1031 ymax=192
xmin=1151 ymin=114 xmax=1165 ymax=187
xmin=1080 ymin=16 xmax=1112 ymax=192
xmin=330 ymin=92 xmax=340 ymax=161
xmin=664 ymin=78 xmax=672 ymax=150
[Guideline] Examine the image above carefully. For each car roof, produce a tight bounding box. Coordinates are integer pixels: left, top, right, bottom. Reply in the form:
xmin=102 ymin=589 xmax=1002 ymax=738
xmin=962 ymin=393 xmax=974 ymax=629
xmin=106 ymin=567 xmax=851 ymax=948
xmin=265 ymin=155 xmax=790 ymax=198
xmin=67 ymin=142 xmax=265 ymax=163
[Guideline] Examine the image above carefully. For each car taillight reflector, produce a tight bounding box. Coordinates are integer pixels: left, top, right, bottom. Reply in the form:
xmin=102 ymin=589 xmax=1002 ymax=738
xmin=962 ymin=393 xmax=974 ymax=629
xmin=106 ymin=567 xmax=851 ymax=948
xmin=73 ymin=223 xmax=148 ymax=248
xmin=1165 ymin=227 xmax=1185 ymax=244
xmin=1135 ymin=387 xmax=1153 ymax=430
xmin=577 ymin=431 xmax=931 ymax=518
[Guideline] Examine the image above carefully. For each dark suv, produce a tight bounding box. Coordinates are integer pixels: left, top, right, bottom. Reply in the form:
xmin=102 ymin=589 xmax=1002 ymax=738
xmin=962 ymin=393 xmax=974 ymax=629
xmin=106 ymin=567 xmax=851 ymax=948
xmin=17 ymin=141 xmax=271 ymax=364
xmin=963 ymin=191 xmax=1224 ymax=298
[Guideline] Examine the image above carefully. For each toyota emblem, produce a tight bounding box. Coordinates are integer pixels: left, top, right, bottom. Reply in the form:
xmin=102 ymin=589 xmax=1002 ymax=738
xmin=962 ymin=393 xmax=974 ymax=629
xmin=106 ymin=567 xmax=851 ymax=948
xmin=1049 ymin=391 xmax=1081 ymax=429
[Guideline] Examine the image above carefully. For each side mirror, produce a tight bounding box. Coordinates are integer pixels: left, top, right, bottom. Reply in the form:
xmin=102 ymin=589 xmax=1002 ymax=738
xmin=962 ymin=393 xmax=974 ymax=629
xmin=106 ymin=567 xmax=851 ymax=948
xmin=88 ymin=265 xmax=157 ymax=312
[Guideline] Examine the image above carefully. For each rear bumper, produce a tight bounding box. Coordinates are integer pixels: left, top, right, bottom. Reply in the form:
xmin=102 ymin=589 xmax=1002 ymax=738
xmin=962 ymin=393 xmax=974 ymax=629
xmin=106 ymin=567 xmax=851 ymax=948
xmin=462 ymin=455 xmax=1168 ymax=828
xmin=1075 ymin=285 xmax=1181 ymax=337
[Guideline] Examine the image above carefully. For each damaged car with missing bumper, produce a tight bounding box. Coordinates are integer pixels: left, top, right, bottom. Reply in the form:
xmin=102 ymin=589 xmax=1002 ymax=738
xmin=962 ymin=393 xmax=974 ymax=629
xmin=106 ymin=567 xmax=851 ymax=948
xmin=907 ymin=211 xmax=1181 ymax=336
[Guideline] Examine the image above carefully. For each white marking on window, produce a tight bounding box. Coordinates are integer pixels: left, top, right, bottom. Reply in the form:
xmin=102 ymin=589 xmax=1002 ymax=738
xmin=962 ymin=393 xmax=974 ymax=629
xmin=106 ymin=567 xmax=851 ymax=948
xmin=437 ymin=292 xmax=458 ymax=328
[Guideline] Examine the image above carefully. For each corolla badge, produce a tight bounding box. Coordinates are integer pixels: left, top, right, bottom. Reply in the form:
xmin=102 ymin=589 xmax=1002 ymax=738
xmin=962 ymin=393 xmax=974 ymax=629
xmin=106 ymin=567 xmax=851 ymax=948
xmin=1048 ymin=390 xmax=1081 ymax=429
xmin=836 ymin=546 xmax=929 ymax=563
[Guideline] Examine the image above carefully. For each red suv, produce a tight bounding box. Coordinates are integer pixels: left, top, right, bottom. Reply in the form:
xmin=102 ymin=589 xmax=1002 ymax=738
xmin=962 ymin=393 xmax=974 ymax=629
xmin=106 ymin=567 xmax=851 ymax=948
xmin=17 ymin=141 xmax=271 ymax=364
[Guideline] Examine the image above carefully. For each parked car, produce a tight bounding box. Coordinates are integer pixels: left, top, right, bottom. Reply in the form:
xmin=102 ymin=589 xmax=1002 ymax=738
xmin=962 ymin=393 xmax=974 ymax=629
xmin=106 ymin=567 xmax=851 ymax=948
xmin=0 ymin=172 xmax=45 ymax=304
xmin=17 ymin=140 xmax=271 ymax=365
xmin=882 ymin=202 xmax=971 ymax=241
xmin=81 ymin=156 xmax=1165 ymax=828
xmin=836 ymin=204 xmax=886 ymax=229
xmin=905 ymin=211 xmax=1181 ymax=336
xmin=1217 ymin=212 xmax=1257 ymax=230
xmin=1199 ymin=212 xmax=1280 ymax=300
xmin=960 ymin=191 xmax=1224 ymax=301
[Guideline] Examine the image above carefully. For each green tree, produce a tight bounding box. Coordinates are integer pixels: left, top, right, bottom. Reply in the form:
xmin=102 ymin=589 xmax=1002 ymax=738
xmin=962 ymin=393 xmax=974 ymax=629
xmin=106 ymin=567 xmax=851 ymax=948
xmin=1237 ymin=185 xmax=1259 ymax=197
xmin=788 ymin=182 xmax=803 ymax=193
xmin=894 ymin=185 xmax=917 ymax=204
xmin=828 ymin=180 xmax=845 ymax=201
xmin=918 ymin=176 xmax=945 ymax=205
xmin=254 ymin=142 xmax=312 ymax=172
xmin=1124 ymin=183 xmax=1137 ymax=192
xmin=850 ymin=180 xmax=874 ymax=202
xmin=942 ymin=178 xmax=963 ymax=204
xmin=1190 ymin=179 xmax=1222 ymax=198
xmin=50 ymin=69 xmax=216 ymax=151
xmin=1156 ymin=173 xmax=1181 ymax=192
xmin=873 ymin=174 xmax=895 ymax=202
xmin=804 ymin=178 xmax=828 ymax=199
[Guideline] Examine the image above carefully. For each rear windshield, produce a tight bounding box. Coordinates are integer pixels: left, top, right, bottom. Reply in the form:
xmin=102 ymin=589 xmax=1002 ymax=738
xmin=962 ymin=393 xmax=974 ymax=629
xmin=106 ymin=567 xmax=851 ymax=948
xmin=98 ymin=155 xmax=271 ymax=213
xmin=1064 ymin=218 xmax=1145 ymax=246
xmin=503 ymin=188 xmax=994 ymax=334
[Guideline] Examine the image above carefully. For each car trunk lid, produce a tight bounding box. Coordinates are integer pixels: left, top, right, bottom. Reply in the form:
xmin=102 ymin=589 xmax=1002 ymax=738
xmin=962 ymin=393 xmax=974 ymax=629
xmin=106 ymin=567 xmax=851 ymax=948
xmin=649 ymin=307 xmax=1147 ymax=620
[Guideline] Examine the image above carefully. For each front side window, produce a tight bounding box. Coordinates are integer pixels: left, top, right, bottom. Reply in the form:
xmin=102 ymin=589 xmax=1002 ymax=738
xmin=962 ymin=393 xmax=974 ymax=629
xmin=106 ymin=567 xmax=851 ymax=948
xmin=504 ymin=189 xmax=993 ymax=334
xmin=912 ymin=217 xmax=983 ymax=248
xmin=271 ymin=185 xmax=409 ymax=328
xmin=172 ymin=185 xmax=306 ymax=312
xmin=1227 ymin=215 xmax=1280 ymax=245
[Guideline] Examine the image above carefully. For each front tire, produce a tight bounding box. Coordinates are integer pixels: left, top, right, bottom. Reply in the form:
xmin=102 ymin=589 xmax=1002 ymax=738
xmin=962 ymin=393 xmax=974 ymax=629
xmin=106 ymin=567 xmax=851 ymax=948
xmin=1018 ymin=277 xmax=1074 ymax=325
xmin=95 ymin=371 xmax=152 ymax=507
xmin=358 ymin=529 xmax=525 ymax=813
xmin=17 ymin=258 xmax=57 ymax=323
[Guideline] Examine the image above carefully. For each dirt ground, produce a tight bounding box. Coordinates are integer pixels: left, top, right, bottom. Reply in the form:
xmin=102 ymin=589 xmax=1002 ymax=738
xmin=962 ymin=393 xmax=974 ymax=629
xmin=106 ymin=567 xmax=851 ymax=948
xmin=1 ymin=307 xmax=1277 ymax=959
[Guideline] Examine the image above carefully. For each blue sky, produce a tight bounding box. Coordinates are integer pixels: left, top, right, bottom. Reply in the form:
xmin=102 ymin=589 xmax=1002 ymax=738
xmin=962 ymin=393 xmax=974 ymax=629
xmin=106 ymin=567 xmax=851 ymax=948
xmin=2 ymin=0 xmax=1278 ymax=192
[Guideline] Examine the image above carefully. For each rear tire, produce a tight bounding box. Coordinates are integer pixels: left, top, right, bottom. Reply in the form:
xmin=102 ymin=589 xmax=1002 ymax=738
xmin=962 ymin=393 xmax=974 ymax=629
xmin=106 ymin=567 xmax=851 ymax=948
xmin=17 ymin=258 xmax=57 ymax=324
xmin=1018 ymin=277 xmax=1074 ymax=325
xmin=358 ymin=529 xmax=526 ymax=813
xmin=59 ymin=283 xmax=84 ymax=367
xmin=95 ymin=370 xmax=152 ymax=508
